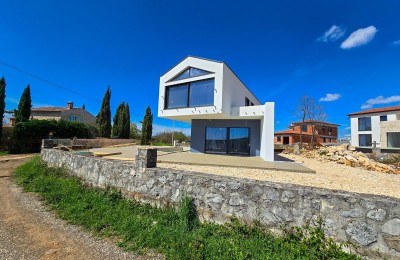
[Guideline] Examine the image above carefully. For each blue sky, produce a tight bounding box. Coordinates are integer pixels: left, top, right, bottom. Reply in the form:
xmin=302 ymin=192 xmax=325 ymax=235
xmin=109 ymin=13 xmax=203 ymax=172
xmin=1 ymin=0 xmax=399 ymax=137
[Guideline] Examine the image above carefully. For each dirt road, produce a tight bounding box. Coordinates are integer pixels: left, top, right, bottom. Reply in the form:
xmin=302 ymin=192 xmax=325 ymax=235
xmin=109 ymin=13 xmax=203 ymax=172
xmin=0 ymin=155 xmax=159 ymax=260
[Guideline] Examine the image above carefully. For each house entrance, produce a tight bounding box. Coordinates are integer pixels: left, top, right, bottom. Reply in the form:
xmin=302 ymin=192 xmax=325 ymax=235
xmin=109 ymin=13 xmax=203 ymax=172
xmin=205 ymin=127 xmax=250 ymax=155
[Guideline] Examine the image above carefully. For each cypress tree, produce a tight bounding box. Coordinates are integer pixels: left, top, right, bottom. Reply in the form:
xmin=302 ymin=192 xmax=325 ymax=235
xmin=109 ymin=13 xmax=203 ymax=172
xmin=97 ymin=86 xmax=112 ymax=138
xmin=121 ymin=103 xmax=130 ymax=138
xmin=15 ymin=84 xmax=32 ymax=123
xmin=0 ymin=77 xmax=6 ymax=137
xmin=112 ymin=102 xmax=125 ymax=137
xmin=140 ymin=106 xmax=153 ymax=145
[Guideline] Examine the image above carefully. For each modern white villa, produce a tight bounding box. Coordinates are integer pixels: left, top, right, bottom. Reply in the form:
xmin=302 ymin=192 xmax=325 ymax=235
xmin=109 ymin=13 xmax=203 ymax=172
xmin=158 ymin=56 xmax=275 ymax=161
xmin=348 ymin=105 xmax=400 ymax=149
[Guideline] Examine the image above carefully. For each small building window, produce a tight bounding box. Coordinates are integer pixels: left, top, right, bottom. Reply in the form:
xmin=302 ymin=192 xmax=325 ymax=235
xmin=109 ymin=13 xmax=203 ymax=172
xmin=301 ymin=125 xmax=307 ymax=132
xmin=69 ymin=115 xmax=81 ymax=122
xmin=250 ymin=102 xmax=254 ymax=106
xmin=245 ymin=97 xmax=250 ymax=106
xmin=277 ymin=136 xmax=281 ymax=142
xmin=380 ymin=115 xmax=388 ymax=122
xmin=387 ymin=132 xmax=400 ymax=148
xmin=358 ymin=117 xmax=371 ymax=131
xmin=359 ymin=134 xmax=372 ymax=147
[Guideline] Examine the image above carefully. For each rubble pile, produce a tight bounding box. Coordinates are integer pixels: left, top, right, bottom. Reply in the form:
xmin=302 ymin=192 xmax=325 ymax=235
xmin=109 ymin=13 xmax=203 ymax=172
xmin=298 ymin=144 xmax=400 ymax=174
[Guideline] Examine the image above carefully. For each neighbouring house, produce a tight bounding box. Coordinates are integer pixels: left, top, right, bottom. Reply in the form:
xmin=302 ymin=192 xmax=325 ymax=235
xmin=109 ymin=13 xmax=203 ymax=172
xmin=158 ymin=56 xmax=275 ymax=161
xmin=348 ymin=105 xmax=400 ymax=149
xmin=30 ymin=102 xmax=96 ymax=125
xmin=274 ymin=120 xmax=339 ymax=145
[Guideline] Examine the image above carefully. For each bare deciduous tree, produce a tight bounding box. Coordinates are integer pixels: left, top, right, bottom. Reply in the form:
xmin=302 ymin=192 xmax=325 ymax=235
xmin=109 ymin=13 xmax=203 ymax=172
xmin=294 ymin=96 xmax=327 ymax=149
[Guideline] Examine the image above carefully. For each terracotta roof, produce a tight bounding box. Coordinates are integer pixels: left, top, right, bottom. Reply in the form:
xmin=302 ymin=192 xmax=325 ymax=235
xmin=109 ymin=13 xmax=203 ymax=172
xmin=274 ymin=129 xmax=312 ymax=135
xmin=347 ymin=105 xmax=400 ymax=116
xmin=291 ymin=120 xmax=340 ymax=126
xmin=31 ymin=107 xmax=66 ymax=112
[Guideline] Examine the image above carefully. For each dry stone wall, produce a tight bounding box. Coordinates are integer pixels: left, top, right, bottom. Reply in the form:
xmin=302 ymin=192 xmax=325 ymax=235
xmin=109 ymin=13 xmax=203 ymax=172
xmin=41 ymin=148 xmax=400 ymax=258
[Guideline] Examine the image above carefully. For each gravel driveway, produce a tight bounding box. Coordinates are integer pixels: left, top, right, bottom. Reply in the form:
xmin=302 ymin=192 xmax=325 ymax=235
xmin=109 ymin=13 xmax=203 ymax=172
xmin=0 ymin=156 xmax=162 ymax=260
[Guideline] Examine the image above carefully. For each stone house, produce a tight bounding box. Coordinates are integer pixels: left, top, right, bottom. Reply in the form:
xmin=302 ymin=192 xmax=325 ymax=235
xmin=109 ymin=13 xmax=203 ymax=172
xmin=30 ymin=102 xmax=96 ymax=125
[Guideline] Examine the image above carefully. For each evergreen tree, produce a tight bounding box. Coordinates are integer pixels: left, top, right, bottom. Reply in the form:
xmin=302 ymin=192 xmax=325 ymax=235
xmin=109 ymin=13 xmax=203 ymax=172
xmin=0 ymin=77 xmax=6 ymax=137
xmin=97 ymin=86 xmax=112 ymax=138
xmin=112 ymin=102 xmax=125 ymax=137
xmin=121 ymin=103 xmax=130 ymax=138
xmin=140 ymin=106 xmax=153 ymax=145
xmin=15 ymin=85 xmax=32 ymax=123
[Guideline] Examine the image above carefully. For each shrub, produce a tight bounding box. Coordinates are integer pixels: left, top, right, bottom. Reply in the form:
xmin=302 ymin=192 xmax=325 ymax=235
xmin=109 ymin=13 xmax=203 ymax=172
xmin=10 ymin=119 xmax=95 ymax=153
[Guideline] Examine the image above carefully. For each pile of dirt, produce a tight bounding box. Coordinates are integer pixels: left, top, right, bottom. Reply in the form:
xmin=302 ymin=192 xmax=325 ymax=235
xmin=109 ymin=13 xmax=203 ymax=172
xmin=288 ymin=144 xmax=400 ymax=174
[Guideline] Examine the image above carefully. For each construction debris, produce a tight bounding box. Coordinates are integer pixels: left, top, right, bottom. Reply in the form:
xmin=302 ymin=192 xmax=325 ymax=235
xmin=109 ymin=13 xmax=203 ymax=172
xmin=285 ymin=144 xmax=400 ymax=174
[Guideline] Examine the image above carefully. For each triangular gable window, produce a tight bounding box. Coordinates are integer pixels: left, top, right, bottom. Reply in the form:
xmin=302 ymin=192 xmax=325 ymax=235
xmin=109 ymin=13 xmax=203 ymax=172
xmin=171 ymin=67 xmax=212 ymax=81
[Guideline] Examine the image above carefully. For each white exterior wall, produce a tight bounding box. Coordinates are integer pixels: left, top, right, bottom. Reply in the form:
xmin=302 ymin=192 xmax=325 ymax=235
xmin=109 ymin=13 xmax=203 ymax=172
xmin=158 ymin=57 xmax=224 ymax=122
xmin=158 ymin=56 xmax=275 ymax=161
xmin=349 ymin=110 xmax=400 ymax=147
xmin=222 ymin=65 xmax=260 ymax=115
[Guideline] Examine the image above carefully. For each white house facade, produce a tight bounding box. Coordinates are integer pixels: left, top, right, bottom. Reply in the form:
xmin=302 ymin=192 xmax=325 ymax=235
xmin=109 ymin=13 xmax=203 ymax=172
xmin=158 ymin=56 xmax=275 ymax=161
xmin=348 ymin=106 xmax=400 ymax=149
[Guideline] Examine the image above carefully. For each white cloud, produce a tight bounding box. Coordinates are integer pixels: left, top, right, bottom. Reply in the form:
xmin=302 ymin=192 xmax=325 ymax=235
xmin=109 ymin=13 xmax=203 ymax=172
xmin=317 ymin=25 xmax=346 ymax=42
xmin=391 ymin=40 xmax=400 ymax=46
xmin=340 ymin=26 xmax=377 ymax=49
xmin=361 ymin=95 xmax=400 ymax=109
xmin=319 ymin=93 xmax=341 ymax=102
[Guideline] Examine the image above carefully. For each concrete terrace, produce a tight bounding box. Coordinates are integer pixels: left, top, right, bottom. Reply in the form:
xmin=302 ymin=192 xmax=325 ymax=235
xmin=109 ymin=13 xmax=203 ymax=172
xmin=89 ymin=145 xmax=314 ymax=174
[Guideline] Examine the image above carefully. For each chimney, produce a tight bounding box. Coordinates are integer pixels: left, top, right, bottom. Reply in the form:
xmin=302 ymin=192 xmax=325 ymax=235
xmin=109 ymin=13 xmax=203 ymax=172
xmin=67 ymin=101 xmax=74 ymax=109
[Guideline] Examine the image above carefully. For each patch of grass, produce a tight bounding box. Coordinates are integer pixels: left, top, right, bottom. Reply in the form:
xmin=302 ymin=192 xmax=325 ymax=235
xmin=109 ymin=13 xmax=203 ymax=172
xmin=14 ymin=156 xmax=359 ymax=259
xmin=0 ymin=151 xmax=9 ymax=156
xmin=150 ymin=141 xmax=173 ymax=146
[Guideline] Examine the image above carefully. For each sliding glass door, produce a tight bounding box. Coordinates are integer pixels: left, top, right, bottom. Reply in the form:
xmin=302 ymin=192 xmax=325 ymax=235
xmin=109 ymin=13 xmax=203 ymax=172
xmin=229 ymin=128 xmax=250 ymax=155
xmin=205 ymin=127 xmax=250 ymax=155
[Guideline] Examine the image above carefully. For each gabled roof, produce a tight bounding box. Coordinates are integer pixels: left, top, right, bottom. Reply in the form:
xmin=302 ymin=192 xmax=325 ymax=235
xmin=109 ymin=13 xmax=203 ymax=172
xmin=347 ymin=105 xmax=400 ymax=116
xmin=31 ymin=107 xmax=66 ymax=112
xmin=160 ymin=55 xmax=262 ymax=103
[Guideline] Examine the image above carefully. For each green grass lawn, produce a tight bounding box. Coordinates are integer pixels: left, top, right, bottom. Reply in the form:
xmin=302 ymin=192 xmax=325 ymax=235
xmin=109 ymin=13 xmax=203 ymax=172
xmin=0 ymin=151 xmax=9 ymax=156
xmin=14 ymin=156 xmax=359 ymax=260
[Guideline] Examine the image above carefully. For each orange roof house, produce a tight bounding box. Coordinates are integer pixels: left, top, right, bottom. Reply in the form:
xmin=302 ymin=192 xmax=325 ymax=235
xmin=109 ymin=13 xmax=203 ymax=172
xmin=275 ymin=120 xmax=340 ymax=145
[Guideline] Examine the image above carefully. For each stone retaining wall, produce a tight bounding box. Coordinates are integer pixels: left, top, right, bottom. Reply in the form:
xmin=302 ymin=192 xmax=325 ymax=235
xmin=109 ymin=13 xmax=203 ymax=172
xmin=44 ymin=138 xmax=133 ymax=148
xmin=41 ymin=148 xmax=400 ymax=258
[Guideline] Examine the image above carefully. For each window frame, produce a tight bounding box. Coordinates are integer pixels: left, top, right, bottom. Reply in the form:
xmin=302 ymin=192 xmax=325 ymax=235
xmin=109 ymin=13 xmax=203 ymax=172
xmin=358 ymin=117 xmax=372 ymax=131
xmin=359 ymin=134 xmax=372 ymax=147
xmin=164 ymin=78 xmax=215 ymax=109
xmin=380 ymin=115 xmax=388 ymax=122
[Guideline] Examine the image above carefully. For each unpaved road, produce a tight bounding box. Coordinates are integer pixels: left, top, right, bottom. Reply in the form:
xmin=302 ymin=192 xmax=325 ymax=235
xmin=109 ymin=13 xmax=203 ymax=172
xmin=0 ymin=155 xmax=160 ymax=260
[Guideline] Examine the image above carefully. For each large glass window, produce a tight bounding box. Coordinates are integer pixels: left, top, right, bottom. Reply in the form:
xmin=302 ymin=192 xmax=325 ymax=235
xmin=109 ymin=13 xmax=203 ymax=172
xmin=359 ymin=134 xmax=372 ymax=147
xmin=387 ymin=132 xmax=400 ymax=148
xmin=189 ymin=79 xmax=214 ymax=107
xmin=205 ymin=128 xmax=227 ymax=154
xmin=205 ymin=127 xmax=250 ymax=155
xmin=171 ymin=67 xmax=211 ymax=81
xmin=165 ymin=79 xmax=214 ymax=109
xmin=358 ymin=117 xmax=371 ymax=131
xmin=229 ymin=128 xmax=250 ymax=154
xmin=166 ymin=84 xmax=189 ymax=109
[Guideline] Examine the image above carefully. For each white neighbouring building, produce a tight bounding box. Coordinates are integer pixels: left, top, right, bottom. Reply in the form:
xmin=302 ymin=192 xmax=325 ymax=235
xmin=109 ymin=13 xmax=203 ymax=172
xmin=348 ymin=105 xmax=400 ymax=149
xmin=158 ymin=56 xmax=275 ymax=161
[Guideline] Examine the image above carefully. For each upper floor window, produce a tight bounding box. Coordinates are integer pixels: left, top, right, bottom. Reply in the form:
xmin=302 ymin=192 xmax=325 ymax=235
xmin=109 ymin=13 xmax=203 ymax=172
xmin=380 ymin=115 xmax=387 ymax=122
xmin=358 ymin=117 xmax=371 ymax=131
xmin=301 ymin=125 xmax=308 ymax=132
xmin=250 ymin=102 xmax=254 ymax=106
xmin=171 ymin=67 xmax=212 ymax=81
xmin=165 ymin=78 xmax=214 ymax=109
xmin=69 ymin=115 xmax=80 ymax=122
xmin=245 ymin=97 xmax=250 ymax=106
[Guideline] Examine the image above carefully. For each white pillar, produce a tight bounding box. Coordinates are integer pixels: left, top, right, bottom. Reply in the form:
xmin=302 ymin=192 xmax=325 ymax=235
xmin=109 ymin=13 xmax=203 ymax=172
xmin=260 ymin=102 xmax=274 ymax=161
